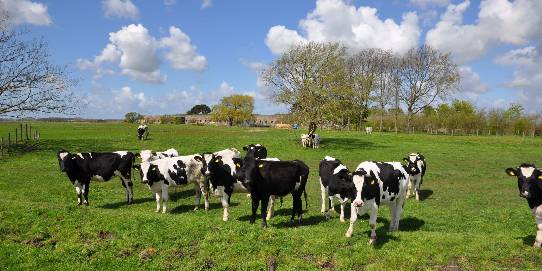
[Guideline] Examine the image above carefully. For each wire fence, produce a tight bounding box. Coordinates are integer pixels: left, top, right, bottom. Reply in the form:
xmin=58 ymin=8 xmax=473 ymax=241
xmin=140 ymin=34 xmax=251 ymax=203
xmin=0 ymin=123 xmax=40 ymax=159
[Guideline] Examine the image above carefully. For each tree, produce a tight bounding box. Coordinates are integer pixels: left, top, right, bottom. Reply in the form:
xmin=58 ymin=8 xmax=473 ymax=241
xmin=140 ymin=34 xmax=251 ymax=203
xmin=186 ymin=104 xmax=211 ymax=115
xmin=397 ymin=45 xmax=460 ymax=131
xmin=124 ymin=112 xmax=143 ymax=123
xmin=211 ymin=95 xmax=255 ymax=126
xmin=0 ymin=16 xmax=76 ymax=117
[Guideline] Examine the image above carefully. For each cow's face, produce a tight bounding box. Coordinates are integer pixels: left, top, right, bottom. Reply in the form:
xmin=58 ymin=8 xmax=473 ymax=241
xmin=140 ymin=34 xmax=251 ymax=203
xmin=57 ymin=150 xmax=72 ymax=172
xmin=352 ymin=170 xmax=380 ymax=207
xmin=139 ymin=162 xmax=160 ymax=184
xmin=232 ymin=157 xmax=244 ymax=182
xmin=240 ymin=154 xmax=258 ymax=189
xmin=506 ymin=164 xmax=542 ymax=198
xmin=403 ymin=153 xmax=424 ymax=175
xmin=332 ymin=168 xmax=357 ymax=201
xmin=169 ymin=160 xmax=188 ymax=185
xmin=194 ymin=154 xmax=208 ymax=176
xmin=243 ymin=144 xmax=267 ymax=159
xmin=207 ymin=154 xmax=226 ymax=192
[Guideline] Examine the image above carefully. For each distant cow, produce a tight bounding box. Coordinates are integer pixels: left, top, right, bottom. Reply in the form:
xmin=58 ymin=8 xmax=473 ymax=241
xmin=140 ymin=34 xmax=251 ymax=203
xmin=137 ymin=125 xmax=149 ymax=140
xmin=345 ymin=161 xmax=409 ymax=244
xmin=57 ymin=150 xmax=135 ymax=206
xmin=239 ymin=153 xmax=309 ymax=227
xmin=135 ymin=154 xmax=207 ymax=213
xmin=301 ymin=134 xmax=311 ymax=148
xmin=404 ymin=153 xmax=427 ymax=201
xmin=139 ymin=148 xmax=179 ymax=162
xmin=506 ymin=164 xmax=542 ymax=247
xmin=365 ymin=127 xmax=373 ymax=134
xmin=310 ymin=134 xmax=320 ymax=149
xmin=319 ymin=156 xmax=356 ymax=222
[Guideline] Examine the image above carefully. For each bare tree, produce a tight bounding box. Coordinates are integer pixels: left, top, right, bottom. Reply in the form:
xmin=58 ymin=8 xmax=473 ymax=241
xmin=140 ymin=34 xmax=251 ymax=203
xmin=0 ymin=17 xmax=76 ymax=117
xmin=371 ymin=49 xmax=399 ymax=132
xmin=397 ymin=45 xmax=460 ymax=131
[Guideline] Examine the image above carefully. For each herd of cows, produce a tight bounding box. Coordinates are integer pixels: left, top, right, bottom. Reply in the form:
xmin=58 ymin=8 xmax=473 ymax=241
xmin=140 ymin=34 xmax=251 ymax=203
xmin=54 ymin=125 xmax=542 ymax=246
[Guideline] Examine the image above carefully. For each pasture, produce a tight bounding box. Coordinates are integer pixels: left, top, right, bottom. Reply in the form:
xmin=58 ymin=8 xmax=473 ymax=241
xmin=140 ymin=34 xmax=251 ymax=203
xmin=1 ymin=122 xmax=541 ymax=270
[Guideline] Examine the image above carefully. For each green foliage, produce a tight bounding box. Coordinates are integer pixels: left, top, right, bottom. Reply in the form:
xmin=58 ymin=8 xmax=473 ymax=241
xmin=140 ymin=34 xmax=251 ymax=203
xmin=1 ymin=122 xmax=542 ymax=270
xmin=159 ymin=115 xmax=183 ymax=124
xmin=210 ymin=95 xmax=255 ymax=126
xmin=124 ymin=112 xmax=143 ymax=123
xmin=186 ymin=104 xmax=211 ymax=115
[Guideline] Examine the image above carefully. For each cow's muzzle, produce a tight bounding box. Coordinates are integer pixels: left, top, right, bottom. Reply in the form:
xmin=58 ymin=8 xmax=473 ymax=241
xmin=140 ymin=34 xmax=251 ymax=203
xmin=521 ymin=191 xmax=530 ymax=198
xmin=352 ymin=200 xmax=364 ymax=208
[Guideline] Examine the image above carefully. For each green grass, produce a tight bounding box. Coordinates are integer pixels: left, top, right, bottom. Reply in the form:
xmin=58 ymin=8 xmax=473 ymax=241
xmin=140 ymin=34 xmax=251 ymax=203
xmin=1 ymin=122 xmax=542 ymax=270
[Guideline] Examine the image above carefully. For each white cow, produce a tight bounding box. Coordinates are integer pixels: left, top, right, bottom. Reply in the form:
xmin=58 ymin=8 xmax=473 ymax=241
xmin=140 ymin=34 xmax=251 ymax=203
xmin=365 ymin=127 xmax=373 ymax=134
xmin=301 ymin=134 xmax=311 ymax=148
xmin=404 ymin=153 xmax=427 ymax=201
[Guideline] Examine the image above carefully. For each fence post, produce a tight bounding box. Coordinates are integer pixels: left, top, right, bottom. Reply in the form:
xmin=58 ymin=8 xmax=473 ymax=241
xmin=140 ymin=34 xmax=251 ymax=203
xmin=20 ymin=124 xmax=23 ymax=141
xmin=8 ymin=133 xmax=11 ymax=152
xmin=15 ymin=128 xmax=18 ymax=144
xmin=25 ymin=124 xmax=28 ymax=141
xmin=0 ymin=137 xmax=3 ymax=156
xmin=29 ymin=125 xmax=32 ymax=140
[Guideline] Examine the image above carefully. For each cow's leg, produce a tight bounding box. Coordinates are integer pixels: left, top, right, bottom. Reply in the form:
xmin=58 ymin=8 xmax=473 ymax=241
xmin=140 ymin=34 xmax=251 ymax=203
xmin=120 ymin=175 xmax=134 ymax=204
xmin=153 ymin=186 xmax=162 ymax=213
xmin=345 ymin=205 xmax=358 ymax=238
xmin=296 ymin=194 xmax=303 ymax=223
xmin=415 ymin=176 xmax=421 ymax=201
xmin=161 ymin=184 xmax=169 ymax=213
xmin=533 ymin=206 xmax=542 ymax=247
xmin=407 ymin=179 xmax=413 ymax=198
xmin=193 ymin=183 xmax=202 ymax=211
xmin=221 ymin=192 xmax=230 ymax=222
xmin=266 ymin=195 xmax=275 ymax=220
xmin=82 ymin=181 xmax=90 ymax=206
xmin=390 ymin=198 xmax=405 ymax=231
xmin=74 ymin=181 xmax=83 ymax=206
xmin=250 ymin=194 xmax=259 ymax=224
xmin=368 ymin=204 xmax=378 ymax=245
xmin=261 ymin=195 xmax=269 ymax=227
xmin=339 ymin=200 xmax=346 ymax=222
xmin=200 ymin=181 xmax=210 ymax=211
xmin=320 ymin=181 xmax=326 ymax=213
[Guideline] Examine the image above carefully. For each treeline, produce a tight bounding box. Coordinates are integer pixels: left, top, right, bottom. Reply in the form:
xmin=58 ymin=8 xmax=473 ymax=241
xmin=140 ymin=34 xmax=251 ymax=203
xmin=263 ymin=42 xmax=460 ymax=131
xmin=365 ymin=100 xmax=541 ymax=136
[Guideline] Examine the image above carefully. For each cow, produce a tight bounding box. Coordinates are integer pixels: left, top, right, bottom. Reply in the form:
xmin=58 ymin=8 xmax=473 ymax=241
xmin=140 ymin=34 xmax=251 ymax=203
xmin=57 ymin=150 xmax=135 ymax=206
xmin=239 ymin=153 xmax=309 ymax=227
xmin=403 ymin=153 xmax=427 ymax=201
xmin=345 ymin=161 xmax=409 ymax=245
xmin=319 ymin=156 xmax=356 ymax=222
xmin=365 ymin=127 xmax=373 ymax=134
xmin=137 ymin=125 xmax=149 ymax=140
xmin=310 ymin=134 xmax=320 ymax=149
xmin=301 ymin=134 xmax=311 ymax=148
xmin=242 ymin=144 xmax=267 ymax=159
xmin=134 ymin=154 xmax=208 ymax=213
xmin=139 ymin=148 xmax=179 ymax=162
xmin=505 ymin=164 xmax=542 ymax=247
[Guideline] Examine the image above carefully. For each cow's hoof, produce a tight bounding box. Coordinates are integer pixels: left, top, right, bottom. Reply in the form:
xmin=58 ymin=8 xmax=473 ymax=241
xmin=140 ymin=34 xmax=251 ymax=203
xmin=249 ymin=219 xmax=255 ymax=224
xmin=324 ymin=212 xmax=331 ymax=220
xmin=223 ymin=217 xmax=228 ymax=222
xmin=155 ymin=209 xmax=160 ymax=213
xmin=345 ymin=232 xmax=352 ymax=238
xmin=298 ymin=217 xmax=303 ymax=224
xmin=369 ymin=237 xmax=377 ymax=245
xmin=84 ymin=202 xmax=89 ymax=206
xmin=534 ymin=242 xmax=541 ymax=248
xmin=340 ymin=217 xmax=346 ymax=223
xmin=193 ymin=206 xmax=199 ymax=211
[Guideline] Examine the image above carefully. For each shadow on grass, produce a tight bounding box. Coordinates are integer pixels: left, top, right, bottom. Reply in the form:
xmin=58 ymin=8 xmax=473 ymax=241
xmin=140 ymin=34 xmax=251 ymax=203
xmin=321 ymin=137 xmax=377 ymax=150
xmin=170 ymin=189 xmax=197 ymax=201
xmin=418 ymin=189 xmax=433 ymax=201
xmin=100 ymin=197 xmax=155 ymax=209
xmin=169 ymin=202 xmax=239 ymax=214
xmin=521 ymin=235 xmax=535 ymax=246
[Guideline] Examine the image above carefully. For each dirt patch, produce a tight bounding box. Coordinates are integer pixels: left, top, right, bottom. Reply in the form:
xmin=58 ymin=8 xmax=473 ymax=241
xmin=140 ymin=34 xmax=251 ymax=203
xmin=319 ymin=259 xmax=335 ymax=270
xmin=267 ymin=256 xmax=277 ymax=271
xmin=438 ymin=259 xmax=463 ymax=271
xmin=201 ymin=259 xmax=214 ymax=270
xmin=139 ymin=247 xmax=157 ymax=262
xmin=171 ymin=248 xmax=185 ymax=259
xmin=23 ymin=235 xmax=45 ymax=247
xmin=97 ymin=230 xmax=113 ymax=240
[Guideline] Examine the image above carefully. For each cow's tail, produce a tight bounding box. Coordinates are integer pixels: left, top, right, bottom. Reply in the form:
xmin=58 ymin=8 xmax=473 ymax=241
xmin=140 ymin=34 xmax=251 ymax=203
xmin=303 ymin=188 xmax=308 ymax=210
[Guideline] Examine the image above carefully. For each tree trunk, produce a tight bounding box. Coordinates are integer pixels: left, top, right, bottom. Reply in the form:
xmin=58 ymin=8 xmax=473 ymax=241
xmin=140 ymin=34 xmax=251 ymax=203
xmin=379 ymin=110 xmax=384 ymax=132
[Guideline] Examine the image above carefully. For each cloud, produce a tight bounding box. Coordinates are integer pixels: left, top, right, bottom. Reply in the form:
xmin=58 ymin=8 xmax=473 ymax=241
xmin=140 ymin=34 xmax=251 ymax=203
xmin=426 ymin=0 xmax=542 ymax=63
xmin=164 ymin=0 xmax=176 ymax=6
xmin=102 ymin=0 xmax=138 ymax=19
xmin=456 ymin=66 xmax=489 ymax=100
xmin=77 ymin=24 xmax=206 ymax=83
xmin=265 ymin=0 xmax=420 ymax=55
xmin=410 ymin=0 xmax=450 ymax=8
xmin=160 ymin=26 xmax=207 ymax=71
xmin=0 ymin=0 xmax=51 ymax=25
xmin=201 ymin=0 xmax=212 ymax=9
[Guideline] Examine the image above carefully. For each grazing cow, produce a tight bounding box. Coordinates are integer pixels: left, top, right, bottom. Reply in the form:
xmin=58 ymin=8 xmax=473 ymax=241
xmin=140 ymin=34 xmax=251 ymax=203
xmin=57 ymin=150 xmax=135 ymax=206
xmin=505 ymin=164 xmax=542 ymax=247
xmin=137 ymin=125 xmax=149 ymax=140
xmin=301 ymin=134 xmax=311 ymax=148
xmin=239 ymin=153 xmax=309 ymax=227
xmin=135 ymin=154 xmax=207 ymax=213
xmin=345 ymin=161 xmax=409 ymax=244
xmin=403 ymin=153 xmax=427 ymax=201
xmin=310 ymin=134 xmax=320 ymax=149
xmin=365 ymin=127 xmax=373 ymax=134
xmin=319 ymin=156 xmax=356 ymax=222
xmin=139 ymin=148 xmax=179 ymax=162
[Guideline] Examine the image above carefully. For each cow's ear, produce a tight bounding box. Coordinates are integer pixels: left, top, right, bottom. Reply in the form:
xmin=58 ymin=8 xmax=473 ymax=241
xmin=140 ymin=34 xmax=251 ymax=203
xmin=505 ymin=168 xmax=518 ymax=177
xmin=132 ymin=164 xmax=140 ymax=171
xmin=403 ymin=157 xmax=409 ymax=162
xmin=194 ymin=155 xmax=203 ymax=162
xmin=242 ymin=145 xmax=249 ymax=151
xmin=352 ymin=169 xmax=367 ymax=176
xmin=214 ymin=155 xmax=222 ymax=163
xmin=135 ymin=153 xmax=141 ymax=158
xmin=418 ymin=154 xmax=425 ymax=160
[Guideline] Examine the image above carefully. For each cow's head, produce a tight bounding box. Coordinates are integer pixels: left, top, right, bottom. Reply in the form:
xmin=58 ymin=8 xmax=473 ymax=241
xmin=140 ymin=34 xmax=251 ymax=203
xmin=196 ymin=154 xmax=210 ymax=176
xmin=506 ymin=164 xmax=542 ymax=198
xmin=240 ymin=153 xmax=260 ymax=190
xmin=403 ymin=153 xmax=425 ymax=175
xmin=352 ymin=169 xmax=380 ymax=207
xmin=57 ymin=150 xmax=73 ymax=172
xmin=243 ymin=144 xmax=267 ymax=160
xmin=137 ymin=162 xmax=160 ymax=185
xmin=206 ymin=154 xmax=231 ymax=192
xmin=169 ymin=160 xmax=188 ymax=185
xmin=331 ymin=166 xmax=357 ymax=201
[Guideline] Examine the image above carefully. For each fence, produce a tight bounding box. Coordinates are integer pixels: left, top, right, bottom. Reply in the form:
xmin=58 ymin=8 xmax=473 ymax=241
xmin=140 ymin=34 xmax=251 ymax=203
xmin=0 ymin=123 xmax=40 ymax=158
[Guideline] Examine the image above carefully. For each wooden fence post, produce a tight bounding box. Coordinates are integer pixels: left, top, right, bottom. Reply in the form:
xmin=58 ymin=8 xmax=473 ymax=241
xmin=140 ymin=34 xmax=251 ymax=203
xmin=1 ymin=137 xmax=3 ymax=156
xmin=8 ymin=133 xmax=11 ymax=152
xmin=15 ymin=128 xmax=18 ymax=144
xmin=29 ymin=125 xmax=32 ymax=140
xmin=20 ymin=124 xmax=23 ymax=141
xmin=25 ymin=124 xmax=28 ymax=141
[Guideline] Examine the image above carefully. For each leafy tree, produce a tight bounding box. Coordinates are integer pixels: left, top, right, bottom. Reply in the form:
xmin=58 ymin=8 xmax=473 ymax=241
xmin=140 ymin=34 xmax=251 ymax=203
xmin=186 ymin=104 xmax=211 ymax=115
xmin=211 ymin=95 xmax=255 ymax=126
xmin=124 ymin=112 xmax=143 ymax=123
xmin=0 ymin=16 xmax=76 ymax=117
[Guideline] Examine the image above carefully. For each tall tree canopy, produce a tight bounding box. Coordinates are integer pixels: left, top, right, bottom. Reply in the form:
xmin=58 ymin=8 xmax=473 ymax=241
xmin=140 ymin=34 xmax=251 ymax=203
xmin=186 ymin=104 xmax=211 ymax=115
xmin=210 ymin=94 xmax=254 ymax=126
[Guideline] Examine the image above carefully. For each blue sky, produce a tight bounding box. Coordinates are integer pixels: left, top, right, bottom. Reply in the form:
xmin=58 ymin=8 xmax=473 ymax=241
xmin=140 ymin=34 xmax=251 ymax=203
xmin=2 ymin=0 xmax=541 ymax=118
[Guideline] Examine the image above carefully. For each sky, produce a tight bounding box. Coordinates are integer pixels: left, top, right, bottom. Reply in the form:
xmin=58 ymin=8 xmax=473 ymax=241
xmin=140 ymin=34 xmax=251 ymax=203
xmin=1 ymin=0 xmax=541 ymax=118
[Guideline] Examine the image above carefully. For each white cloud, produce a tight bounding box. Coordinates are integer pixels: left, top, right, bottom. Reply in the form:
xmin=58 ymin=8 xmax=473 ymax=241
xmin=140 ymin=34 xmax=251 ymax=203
xmin=265 ymin=0 xmax=421 ymax=55
xmin=201 ymin=0 xmax=212 ymax=9
xmin=102 ymin=0 xmax=138 ymax=19
xmin=410 ymin=0 xmax=450 ymax=8
xmin=0 ymin=0 xmax=51 ymax=25
xmin=426 ymin=0 xmax=542 ymax=63
xmin=456 ymin=66 xmax=489 ymax=100
xmin=240 ymin=59 xmax=268 ymax=88
xmin=164 ymin=0 xmax=176 ymax=6
xmin=160 ymin=26 xmax=207 ymax=71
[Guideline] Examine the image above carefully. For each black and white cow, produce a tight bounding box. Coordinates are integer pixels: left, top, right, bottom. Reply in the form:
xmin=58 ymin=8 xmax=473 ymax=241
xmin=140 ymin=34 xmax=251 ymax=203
xmin=242 ymin=144 xmax=268 ymax=159
xmin=403 ymin=153 xmax=427 ymax=201
xmin=135 ymin=154 xmax=207 ymax=213
xmin=239 ymin=153 xmax=309 ymax=227
xmin=345 ymin=161 xmax=409 ymax=244
xmin=137 ymin=125 xmax=149 ymax=140
xmin=319 ymin=156 xmax=356 ymax=222
xmin=139 ymin=148 xmax=179 ymax=162
xmin=506 ymin=164 xmax=542 ymax=247
xmin=57 ymin=150 xmax=135 ymax=206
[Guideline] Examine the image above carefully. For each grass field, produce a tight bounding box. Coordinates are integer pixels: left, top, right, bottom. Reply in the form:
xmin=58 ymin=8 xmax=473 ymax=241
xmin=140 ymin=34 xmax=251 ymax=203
xmin=1 ymin=122 xmax=542 ymax=270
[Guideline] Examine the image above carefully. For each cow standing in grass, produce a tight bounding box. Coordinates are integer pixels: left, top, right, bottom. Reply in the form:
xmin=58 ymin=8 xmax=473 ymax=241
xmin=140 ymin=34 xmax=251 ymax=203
xmin=137 ymin=125 xmax=149 ymax=140
xmin=135 ymin=154 xmax=207 ymax=213
xmin=506 ymin=164 xmax=542 ymax=247
xmin=319 ymin=156 xmax=356 ymax=222
xmin=346 ymin=161 xmax=409 ymax=244
xmin=404 ymin=153 xmax=427 ymax=201
xmin=57 ymin=150 xmax=135 ymax=206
